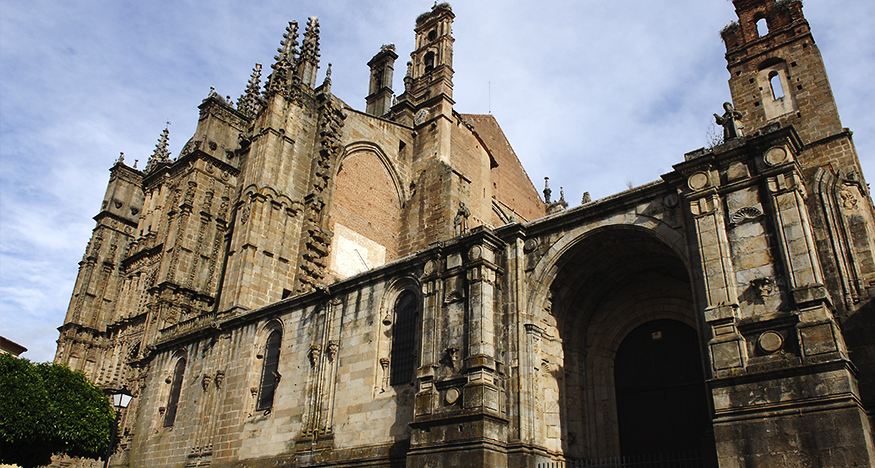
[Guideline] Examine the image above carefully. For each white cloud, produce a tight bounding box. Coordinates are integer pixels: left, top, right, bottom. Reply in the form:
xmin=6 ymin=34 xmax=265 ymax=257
xmin=1 ymin=0 xmax=872 ymax=362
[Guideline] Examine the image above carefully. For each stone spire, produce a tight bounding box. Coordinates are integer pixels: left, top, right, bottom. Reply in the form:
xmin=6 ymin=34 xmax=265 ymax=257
xmin=237 ymin=63 xmax=263 ymax=118
xmin=297 ymin=16 xmax=321 ymax=88
xmin=320 ymin=63 xmax=332 ymax=94
xmin=145 ymin=126 xmax=171 ymax=172
xmin=266 ymin=21 xmax=299 ymax=95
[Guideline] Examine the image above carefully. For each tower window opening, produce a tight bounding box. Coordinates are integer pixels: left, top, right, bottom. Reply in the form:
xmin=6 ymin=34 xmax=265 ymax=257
xmin=428 ymin=29 xmax=437 ymax=41
xmin=769 ymin=71 xmax=785 ymax=99
xmin=424 ymin=52 xmax=435 ymax=72
xmin=756 ymin=17 xmax=769 ymax=37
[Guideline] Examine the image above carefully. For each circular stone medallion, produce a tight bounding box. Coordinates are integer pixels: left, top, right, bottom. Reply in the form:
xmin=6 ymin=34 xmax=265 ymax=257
xmin=688 ymin=172 xmax=710 ymax=190
xmin=764 ymin=147 xmax=788 ymax=166
xmin=758 ymin=331 xmax=784 ymax=354
xmin=445 ymin=387 xmax=460 ymax=405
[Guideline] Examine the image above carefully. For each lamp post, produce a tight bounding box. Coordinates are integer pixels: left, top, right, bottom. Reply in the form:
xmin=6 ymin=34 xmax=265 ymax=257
xmin=104 ymin=388 xmax=133 ymax=468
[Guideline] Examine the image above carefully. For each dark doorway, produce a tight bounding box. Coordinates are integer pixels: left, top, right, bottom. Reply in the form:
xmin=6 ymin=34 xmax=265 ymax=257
xmin=614 ymin=320 xmax=712 ymax=463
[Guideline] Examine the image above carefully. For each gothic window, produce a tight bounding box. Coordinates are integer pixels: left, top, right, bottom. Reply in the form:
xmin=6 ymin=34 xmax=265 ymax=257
xmin=390 ymin=290 xmax=418 ymax=385
xmin=164 ymin=358 xmax=186 ymax=427
xmin=256 ymin=329 xmax=282 ymax=411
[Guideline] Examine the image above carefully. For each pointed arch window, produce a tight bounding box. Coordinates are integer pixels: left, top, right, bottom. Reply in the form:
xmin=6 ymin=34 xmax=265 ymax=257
xmin=390 ymin=290 xmax=418 ymax=385
xmin=163 ymin=358 xmax=186 ymax=427
xmin=256 ymin=329 xmax=282 ymax=411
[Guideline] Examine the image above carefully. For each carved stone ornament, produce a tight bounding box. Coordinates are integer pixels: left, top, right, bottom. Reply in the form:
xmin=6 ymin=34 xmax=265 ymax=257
xmin=764 ymin=146 xmax=789 ymax=166
xmin=688 ymin=172 xmax=710 ymax=191
xmin=215 ymin=370 xmax=225 ymax=389
xmin=840 ymin=188 xmax=858 ymax=210
xmin=730 ymin=205 xmax=764 ymax=224
xmin=202 ymin=373 xmax=212 ymax=391
xmin=308 ymin=345 xmax=321 ymax=367
xmin=424 ymin=259 xmax=436 ymax=275
xmin=750 ymin=277 xmax=775 ymax=298
xmin=468 ymin=245 xmax=482 ymax=261
xmin=523 ymin=238 xmax=539 ymax=253
xmin=758 ymin=331 xmax=784 ymax=354
xmin=445 ymin=387 xmax=460 ymax=405
xmin=663 ymin=194 xmax=679 ymax=209
xmin=327 ymin=340 xmax=339 ymax=362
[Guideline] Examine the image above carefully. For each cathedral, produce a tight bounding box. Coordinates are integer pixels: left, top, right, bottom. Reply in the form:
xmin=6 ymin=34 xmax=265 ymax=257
xmin=54 ymin=1 xmax=875 ymax=467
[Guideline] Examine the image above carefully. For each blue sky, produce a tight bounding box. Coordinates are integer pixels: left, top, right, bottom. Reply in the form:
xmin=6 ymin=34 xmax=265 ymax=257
xmin=1 ymin=1 xmax=873 ymax=362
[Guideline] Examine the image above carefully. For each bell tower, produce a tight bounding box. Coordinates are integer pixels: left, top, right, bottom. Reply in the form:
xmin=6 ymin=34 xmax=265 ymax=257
xmin=720 ymin=0 xmax=864 ymax=177
xmin=392 ymin=3 xmax=455 ymax=133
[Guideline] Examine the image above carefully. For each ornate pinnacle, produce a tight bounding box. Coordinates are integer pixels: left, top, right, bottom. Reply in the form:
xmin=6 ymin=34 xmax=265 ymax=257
xmin=297 ymin=16 xmax=321 ymax=87
xmin=237 ymin=63 xmax=263 ymax=118
xmin=300 ymin=16 xmax=321 ymax=63
xmin=267 ymin=21 xmax=299 ymax=94
xmin=145 ymin=127 xmax=171 ymax=172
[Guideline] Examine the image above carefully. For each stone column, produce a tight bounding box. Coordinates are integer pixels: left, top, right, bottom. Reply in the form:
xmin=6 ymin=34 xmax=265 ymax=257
xmin=764 ymin=151 xmax=846 ymax=361
xmin=463 ymin=239 xmax=501 ymax=415
xmin=687 ymin=168 xmax=746 ymax=375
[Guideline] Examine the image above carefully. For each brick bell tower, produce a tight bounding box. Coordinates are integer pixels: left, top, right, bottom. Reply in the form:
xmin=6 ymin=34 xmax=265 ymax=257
xmin=721 ymin=0 xmax=868 ymax=180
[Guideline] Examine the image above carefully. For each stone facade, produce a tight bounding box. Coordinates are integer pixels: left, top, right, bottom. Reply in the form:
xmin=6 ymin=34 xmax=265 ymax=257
xmin=55 ymin=1 xmax=874 ymax=467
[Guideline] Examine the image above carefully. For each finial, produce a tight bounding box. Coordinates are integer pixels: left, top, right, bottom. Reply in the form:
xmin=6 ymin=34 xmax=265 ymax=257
xmin=559 ymin=187 xmax=565 ymax=204
xmin=581 ymin=191 xmax=591 ymax=204
xmin=267 ymin=21 xmax=299 ymax=95
xmin=145 ymin=126 xmax=171 ymax=172
xmin=543 ymin=177 xmax=552 ymax=204
xmin=117 ymin=152 xmax=125 ymax=164
xmin=321 ymin=63 xmax=332 ymax=94
xmin=238 ymin=63 xmax=263 ymax=118
xmin=298 ymin=16 xmax=321 ymax=87
xmin=133 ymin=159 xmax=138 ymax=169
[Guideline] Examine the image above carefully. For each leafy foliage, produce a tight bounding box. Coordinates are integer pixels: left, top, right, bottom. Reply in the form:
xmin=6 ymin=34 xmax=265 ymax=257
xmin=0 ymin=354 xmax=114 ymax=468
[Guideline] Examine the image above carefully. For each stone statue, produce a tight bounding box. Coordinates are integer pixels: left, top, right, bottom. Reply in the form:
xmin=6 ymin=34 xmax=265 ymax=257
xmin=454 ymin=201 xmax=471 ymax=236
xmin=714 ymin=102 xmax=745 ymax=140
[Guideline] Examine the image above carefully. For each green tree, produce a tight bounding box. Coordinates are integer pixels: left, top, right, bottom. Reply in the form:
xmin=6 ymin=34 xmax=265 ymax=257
xmin=0 ymin=354 xmax=114 ymax=468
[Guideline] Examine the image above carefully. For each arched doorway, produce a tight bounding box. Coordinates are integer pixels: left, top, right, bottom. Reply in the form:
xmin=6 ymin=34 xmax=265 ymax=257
xmin=614 ymin=319 xmax=711 ymax=462
xmin=536 ymin=225 xmax=716 ymax=465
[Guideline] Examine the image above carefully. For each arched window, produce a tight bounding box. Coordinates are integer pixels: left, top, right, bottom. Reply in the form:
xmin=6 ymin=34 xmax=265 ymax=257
xmin=256 ymin=329 xmax=282 ymax=411
xmin=769 ymin=71 xmax=785 ymax=99
xmin=390 ymin=290 xmax=418 ymax=385
xmin=756 ymin=17 xmax=769 ymax=37
xmin=164 ymin=358 xmax=186 ymax=427
xmin=424 ymin=52 xmax=435 ymax=72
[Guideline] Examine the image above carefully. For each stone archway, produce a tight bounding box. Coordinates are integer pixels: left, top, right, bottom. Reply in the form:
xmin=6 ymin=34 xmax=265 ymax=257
xmin=533 ymin=225 xmax=714 ymax=463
